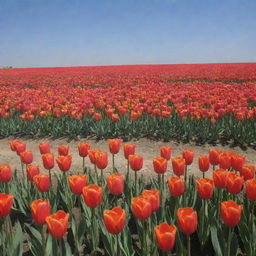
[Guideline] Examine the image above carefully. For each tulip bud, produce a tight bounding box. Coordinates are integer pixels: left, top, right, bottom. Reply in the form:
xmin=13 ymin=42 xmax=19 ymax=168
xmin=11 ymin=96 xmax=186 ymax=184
xmin=172 ymin=157 xmax=185 ymax=176
xmin=160 ymin=146 xmax=172 ymax=160
xmin=78 ymin=142 xmax=91 ymax=157
xmin=31 ymin=199 xmax=51 ymax=225
xmin=182 ymin=150 xmax=194 ymax=165
xmin=221 ymin=200 xmax=242 ymax=227
xmin=68 ymin=175 xmax=87 ymax=195
xmin=129 ymin=155 xmax=143 ymax=171
xmin=167 ymin=176 xmax=184 ymax=197
xmin=177 ymin=208 xmax=198 ymax=235
xmin=39 ymin=142 xmax=51 ymax=155
xmin=0 ymin=165 xmax=12 ymax=182
xmin=107 ymin=173 xmax=124 ymax=195
xmin=82 ymin=184 xmax=102 ymax=208
xmin=0 ymin=193 xmax=14 ymax=218
xmin=108 ymin=139 xmax=122 ymax=154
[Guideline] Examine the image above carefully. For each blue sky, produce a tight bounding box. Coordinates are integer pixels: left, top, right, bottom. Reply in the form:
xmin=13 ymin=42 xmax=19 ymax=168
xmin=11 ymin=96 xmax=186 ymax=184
xmin=0 ymin=0 xmax=255 ymax=67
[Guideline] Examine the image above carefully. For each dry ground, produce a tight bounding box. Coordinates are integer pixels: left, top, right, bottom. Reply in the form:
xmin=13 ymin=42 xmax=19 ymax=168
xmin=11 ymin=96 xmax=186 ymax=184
xmin=1 ymin=137 xmax=255 ymax=180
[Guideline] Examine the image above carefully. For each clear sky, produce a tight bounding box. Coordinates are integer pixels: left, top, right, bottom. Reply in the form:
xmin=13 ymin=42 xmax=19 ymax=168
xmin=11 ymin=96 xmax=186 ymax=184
xmin=0 ymin=0 xmax=256 ymax=67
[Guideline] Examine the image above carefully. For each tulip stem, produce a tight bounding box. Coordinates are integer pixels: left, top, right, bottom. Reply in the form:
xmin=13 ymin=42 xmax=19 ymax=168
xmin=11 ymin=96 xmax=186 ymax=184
xmin=112 ymin=154 xmax=115 ymax=173
xmin=142 ymin=220 xmax=148 ymax=256
xmin=226 ymin=227 xmax=232 ymax=256
xmin=101 ymin=169 xmax=103 ymax=186
xmin=94 ymin=165 xmax=98 ymax=183
xmin=48 ymin=169 xmax=52 ymax=189
xmin=185 ymin=165 xmax=188 ymax=185
xmin=21 ymin=160 xmax=25 ymax=184
xmin=161 ymin=174 xmax=165 ymax=220
xmin=251 ymin=201 xmax=255 ymax=255
xmin=127 ymin=160 xmax=130 ymax=180
xmin=5 ymin=182 xmax=10 ymax=194
xmin=187 ymin=235 xmax=191 ymax=256
xmin=203 ymin=172 xmax=205 ymax=178
xmin=41 ymin=225 xmax=46 ymax=256
xmin=135 ymin=171 xmax=138 ymax=196
xmin=91 ymin=208 xmax=96 ymax=250
xmin=83 ymin=157 xmax=86 ymax=174
xmin=58 ymin=238 xmax=63 ymax=256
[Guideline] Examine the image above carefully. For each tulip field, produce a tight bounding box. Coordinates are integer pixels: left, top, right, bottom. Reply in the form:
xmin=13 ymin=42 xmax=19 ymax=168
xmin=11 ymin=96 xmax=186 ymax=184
xmin=0 ymin=138 xmax=256 ymax=256
xmin=0 ymin=63 xmax=256 ymax=146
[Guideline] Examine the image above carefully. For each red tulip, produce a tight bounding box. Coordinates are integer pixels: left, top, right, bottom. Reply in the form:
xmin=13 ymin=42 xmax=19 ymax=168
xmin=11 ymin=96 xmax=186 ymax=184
xmin=39 ymin=142 xmax=51 ymax=155
xmin=0 ymin=165 xmax=12 ymax=182
xmin=213 ymin=169 xmax=228 ymax=188
xmin=68 ymin=175 xmax=87 ymax=195
xmin=167 ymin=176 xmax=184 ymax=197
xmin=107 ymin=173 xmax=124 ymax=195
xmin=33 ymin=174 xmax=50 ymax=192
xmin=108 ymin=139 xmax=122 ymax=154
xmin=56 ymin=155 xmax=72 ymax=172
xmin=88 ymin=149 xmax=100 ymax=164
xmin=154 ymin=222 xmax=176 ymax=251
xmin=226 ymin=172 xmax=244 ymax=194
xmin=26 ymin=165 xmax=40 ymax=181
xmin=129 ymin=155 xmax=143 ymax=171
xmin=124 ymin=144 xmax=136 ymax=159
xmin=78 ymin=142 xmax=91 ymax=157
xmin=160 ymin=146 xmax=172 ymax=160
xmin=196 ymin=178 xmax=214 ymax=199
xmin=241 ymin=165 xmax=255 ymax=180
xmin=153 ymin=157 xmax=167 ymax=174
xmin=9 ymin=140 xmax=20 ymax=151
xmin=141 ymin=189 xmax=160 ymax=212
xmin=198 ymin=155 xmax=210 ymax=172
xmin=209 ymin=149 xmax=221 ymax=166
xmin=221 ymin=200 xmax=242 ymax=227
xmin=20 ymin=150 xmax=33 ymax=165
xmin=14 ymin=141 xmax=26 ymax=155
xmin=219 ymin=152 xmax=231 ymax=169
xmin=177 ymin=208 xmax=198 ymax=235
xmin=58 ymin=145 xmax=69 ymax=156
xmin=245 ymin=179 xmax=256 ymax=201
xmin=42 ymin=153 xmax=54 ymax=170
xmin=46 ymin=210 xmax=69 ymax=238
xmin=31 ymin=199 xmax=51 ymax=225
xmin=182 ymin=150 xmax=194 ymax=165
xmin=103 ymin=207 xmax=126 ymax=234
xmin=82 ymin=184 xmax=102 ymax=208
xmin=131 ymin=196 xmax=152 ymax=220
xmin=0 ymin=193 xmax=14 ymax=218
xmin=172 ymin=157 xmax=185 ymax=176
xmin=231 ymin=154 xmax=245 ymax=172
xmin=95 ymin=151 xmax=108 ymax=169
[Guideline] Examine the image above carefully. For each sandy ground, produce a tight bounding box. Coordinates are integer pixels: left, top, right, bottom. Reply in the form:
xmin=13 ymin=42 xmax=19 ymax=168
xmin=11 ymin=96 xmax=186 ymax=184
xmin=1 ymin=137 xmax=255 ymax=180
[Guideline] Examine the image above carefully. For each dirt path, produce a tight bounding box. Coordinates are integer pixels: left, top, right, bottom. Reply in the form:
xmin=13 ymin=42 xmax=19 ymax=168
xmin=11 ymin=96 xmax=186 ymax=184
xmin=1 ymin=137 xmax=255 ymax=179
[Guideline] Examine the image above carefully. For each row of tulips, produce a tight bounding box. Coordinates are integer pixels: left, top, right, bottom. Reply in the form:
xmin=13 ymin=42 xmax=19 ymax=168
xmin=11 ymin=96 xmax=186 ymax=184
xmin=0 ymin=139 xmax=255 ymax=255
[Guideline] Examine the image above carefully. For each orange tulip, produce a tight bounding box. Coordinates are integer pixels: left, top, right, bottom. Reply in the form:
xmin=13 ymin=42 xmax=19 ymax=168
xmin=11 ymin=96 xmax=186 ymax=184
xmin=213 ymin=169 xmax=228 ymax=188
xmin=245 ymin=179 xmax=256 ymax=201
xmin=108 ymin=139 xmax=122 ymax=154
xmin=95 ymin=151 xmax=108 ymax=169
xmin=154 ymin=222 xmax=176 ymax=251
xmin=0 ymin=193 xmax=14 ymax=218
xmin=13 ymin=141 xmax=26 ymax=155
xmin=196 ymin=178 xmax=214 ymax=199
xmin=177 ymin=208 xmax=198 ymax=235
xmin=182 ymin=150 xmax=194 ymax=165
xmin=160 ymin=146 xmax=172 ymax=160
xmin=221 ymin=200 xmax=242 ymax=227
xmin=56 ymin=155 xmax=72 ymax=172
xmin=124 ymin=144 xmax=136 ymax=159
xmin=129 ymin=155 xmax=143 ymax=171
xmin=20 ymin=150 xmax=33 ymax=165
xmin=82 ymin=184 xmax=102 ymax=208
xmin=172 ymin=157 xmax=185 ymax=176
xmin=198 ymin=155 xmax=210 ymax=172
xmin=88 ymin=149 xmax=100 ymax=164
xmin=226 ymin=172 xmax=244 ymax=194
xmin=209 ymin=149 xmax=221 ymax=166
xmin=9 ymin=140 xmax=20 ymax=151
xmin=231 ymin=154 xmax=245 ymax=172
xmin=39 ymin=142 xmax=51 ymax=155
xmin=0 ymin=165 xmax=12 ymax=182
xmin=42 ymin=153 xmax=54 ymax=170
xmin=167 ymin=176 xmax=184 ymax=197
xmin=68 ymin=175 xmax=87 ymax=195
xmin=26 ymin=165 xmax=40 ymax=181
xmin=78 ymin=142 xmax=91 ymax=157
xmin=141 ymin=189 xmax=160 ymax=212
xmin=153 ymin=157 xmax=167 ymax=174
xmin=58 ymin=145 xmax=70 ymax=156
xmin=33 ymin=174 xmax=50 ymax=192
xmin=103 ymin=207 xmax=126 ymax=234
xmin=46 ymin=210 xmax=69 ymax=238
xmin=241 ymin=165 xmax=255 ymax=180
xmin=131 ymin=196 xmax=152 ymax=220
xmin=219 ymin=152 xmax=231 ymax=170
xmin=31 ymin=199 xmax=51 ymax=225
xmin=107 ymin=173 xmax=124 ymax=195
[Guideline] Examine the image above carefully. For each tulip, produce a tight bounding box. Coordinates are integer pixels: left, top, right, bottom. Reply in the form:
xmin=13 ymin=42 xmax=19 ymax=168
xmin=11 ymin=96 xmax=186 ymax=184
xmin=240 ymin=165 xmax=254 ymax=180
xmin=107 ymin=173 xmax=124 ymax=195
xmin=198 ymin=155 xmax=210 ymax=176
xmin=213 ymin=169 xmax=228 ymax=188
xmin=231 ymin=154 xmax=245 ymax=172
xmin=39 ymin=142 xmax=51 ymax=155
xmin=0 ymin=164 xmax=12 ymax=183
xmin=78 ymin=142 xmax=91 ymax=173
xmin=245 ymin=179 xmax=256 ymax=201
xmin=160 ymin=146 xmax=172 ymax=160
xmin=57 ymin=145 xmax=70 ymax=156
xmin=46 ymin=210 xmax=69 ymax=238
xmin=0 ymin=193 xmax=14 ymax=218
xmin=141 ymin=189 xmax=160 ymax=212
xmin=209 ymin=149 xmax=220 ymax=168
xmin=42 ymin=153 xmax=54 ymax=185
xmin=95 ymin=151 xmax=108 ymax=184
xmin=129 ymin=155 xmax=143 ymax=195
xmin=167 ymin=176 xmax=184 ymax=197
xmin=172 ymin=157 xmax=185 ymax=177
xmin=154 ymin=222 xmax=176 ymax=251
xmin=177 ymin=208 xmax=198 ymax=235
xmin=226 ymin=172 xmax=244 ymax=194
xmin=196 ymin=178 xmax=214 ymax=199
xmin=109 ymin=139 xmax=122 ymax=173
xmin=153 ymin=157 xmax=167 ymax=174
xmin=9 ymin=140 xmax=20 ymax=151
xmin=33 ymin=174 xmax=50 ymax=192
xmin=13 ymin=141 xmax=26 ymax=155
xmin=124 ymin=144 xmax=136 ymax=179
xmin=31 ymin=199 xmax=51 ymax=225
xmin=103 ymin=207 xmax=126 ymax=234
xmin=82 ymin=184 xmax=102 ymax=208
xmin=68 ymin=175 xmax=87 ymax=195
xmin=26 ymin=165 xmax=40 ymax=181
xmin=20 ymin=150 xmax=33 ymax=165
xmin=88 ymin=149 xmax=99 ymax=165
xmin=219 ymin=152 xmax=231 ymax=170
xmin=56 ymin=155 xmax=72 ymax=172
xmin=182 ymin=149 xmax=194 ymax=165
xmin=131 ymin=196 xmax=152 ymax=220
